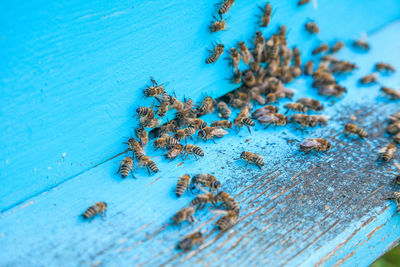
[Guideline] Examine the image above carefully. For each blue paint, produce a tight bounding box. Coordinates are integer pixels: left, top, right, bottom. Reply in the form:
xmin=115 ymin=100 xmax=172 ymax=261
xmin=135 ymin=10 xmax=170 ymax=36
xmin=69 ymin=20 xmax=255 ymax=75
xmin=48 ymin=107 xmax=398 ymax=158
xmin=1 ymin=0 xmax=400 ymax=211
xmin=0 ymin=0 xmax=400 ymax=265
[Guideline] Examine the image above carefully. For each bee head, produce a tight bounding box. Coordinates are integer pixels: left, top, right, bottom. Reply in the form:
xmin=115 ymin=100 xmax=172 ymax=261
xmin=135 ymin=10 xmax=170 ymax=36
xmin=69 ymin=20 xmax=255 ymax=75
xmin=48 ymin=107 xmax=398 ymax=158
xmin=213 ymin=181 xmax=221 ymax=190
xmin=326 ymin=142 xmax=332 ymax=150
xmin=240 ymin=151 xmax=246 ymax=158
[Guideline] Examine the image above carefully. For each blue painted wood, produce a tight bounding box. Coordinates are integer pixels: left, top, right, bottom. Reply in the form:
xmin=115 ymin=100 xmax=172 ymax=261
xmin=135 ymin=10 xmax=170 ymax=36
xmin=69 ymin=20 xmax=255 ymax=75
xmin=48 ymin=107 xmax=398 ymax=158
xmin=1 ymin=0 xmax=400 ymax=212
xmin=0 ymin=0 xmax=400 ymax=266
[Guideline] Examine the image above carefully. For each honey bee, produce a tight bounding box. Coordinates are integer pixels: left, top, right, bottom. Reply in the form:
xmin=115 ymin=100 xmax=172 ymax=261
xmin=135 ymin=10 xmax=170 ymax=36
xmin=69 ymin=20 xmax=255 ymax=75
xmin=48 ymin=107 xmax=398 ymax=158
xmin=238 ymin=41 xmax=252 ymax=65
xmin=344 ymin=123 xmax=368 ymax=139
xmin=242 ymin=70 xmax=256 ymax=87
xmin=176 ymin=174 xmax=191 ymax=197
xmin=177 ymin=231 xmax=204 ymax=251
xmin=126 ymin=137 xmax=145 ymax=159
xmin=198 ymin=126 xmax=228 ymax=142
xmin=214 ymin=210 xmax=238 ymax=231
xmin=192 ymin=174 xmax=220 ymax=192
xmin=149 ymin=120 xmax=178 ymax=138
xmin=378 ymin=143 xmax=397 ymax=162
xmin=359 ymin=74 xmax=377 ymax=84
xmin=218 ymin=0 xmax=235 ymax=15
xmin=278 ymin=25 xmax=287 ymax=45
xmin=210 ymin=15 xmax=226 ymax=32
xmin=395 ymin=133 xmax=400 ymax=145
xmin=153 ymin=136 xmax=179 ymax=151
xmin=309 ymin=115 xmax=329 ymax=127
xmin=353 ymin=40 xmax=370 ymax=51
xmin=312 ymin=43 xmax=329 ymax=55
xmin=395 ymin=162 xmax=400 ymax=183
xmin=330 ymin=61 xmax=358 ymax=74
xmin=330 ymin=41 xmax=344 ymax=53
xmin=81 ymin=202 xmax=107 ymax=221
xmin=252 ymin=105 xmax=279 ymax=119
xmin=297 ymin=98 xmax=323 ymax=111
xmin=231 ymin=69 xmax=242 ymax=84
xmin=144 ymin=77 xmax=165 ymax=97
xmin=137 ymin=155 xmax=159 ymax=174
xmin=238 ymin=151 xmax=264 ymax=169
xmin=174 ymin=127 xmax=196 ymax=142
xmin=298 ymin=0 xmax=311 ymax=5
xmin=389 ymin=192 xmax=400 ymax=212
xmin=198 ymin=96 xmax=216 ymax=115
xmin=234 ymin=115 xmax=255 ymax=133
xmin=304 ymin=60 xmax=314 ymax=75
xmin=389 ymin=112 xmax=400 ymax=123
xmin=216 ymin=191 xmax=239 ymax=212
xmin=292 ymin=46 xmax=301 ymax=66
xmin=186 ymin=118 xmax=207 ymax=130
xmin=318 ymin=84 xmax=347 ymax=97
xmin=206 ymin=43 xmax=224 ymax=64
xmin=136 ymin=106 xmax=154 ymax=118
xmin=289 ymin=114 xmax=312 ymax=128
xmin=284 ymin=103 xmax=307 ymax=113
xmin=211 ymin=120 xmax=233 ymax=129
xmin=164 ymin=144 xmax=184 ymax=161
xmin=229 ymin=48 xmax=240 ymax=70
xmin=182 ymin=144 xmax=205 ymax=160
xmin=381 ymin=87 xmax=400 ymax=100
xmin=259 ymin=3 xmax=272 ymax=27
xmin=217 ymin=101 xmax=231 ymax=119
xmin=305 ymin=21 xmax=319 ymax=34
xmin=172 ymin=207 xmax=195 ymax=224
xmin=155 ymin=100 xmax=169 ymax=117
xmin=249 ymin=89 xmax=266 ymax=105
xmin=190 ymin=193 xmax=218 ymax=209
xmin=257 ymin=113 xmax=286 ymax=128
xmin=140 ymin=116 xmax=159 ymax=128
xmin=135 ymin=126 xmax=149 ymax=147
xmin=375 ymin=62 xmax=395 ymax=73
xmin=117 ymin=156 xmax=135 ymax=179
xmin=387 ymin=121 xmax=400 ymax=135
xmin=299 ymin=138 xmax=332 ymax=153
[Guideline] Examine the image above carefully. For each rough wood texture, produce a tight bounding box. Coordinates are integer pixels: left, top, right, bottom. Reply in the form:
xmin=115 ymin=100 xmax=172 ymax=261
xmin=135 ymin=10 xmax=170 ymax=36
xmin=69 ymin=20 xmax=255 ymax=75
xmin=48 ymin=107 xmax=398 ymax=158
xmin=1 ymin=0 xmax=400 ymax=266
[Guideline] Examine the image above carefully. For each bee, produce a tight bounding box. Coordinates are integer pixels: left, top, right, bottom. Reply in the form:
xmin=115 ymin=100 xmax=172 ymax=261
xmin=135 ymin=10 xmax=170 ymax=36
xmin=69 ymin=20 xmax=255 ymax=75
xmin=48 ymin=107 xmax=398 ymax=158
xmin=186 ymin=118 xmax=207 ymax=130
xmin=304 ymin=61 xmax=314 ymax=75
xmin=298 ymin=0 xmax=311 ymax=5
xmin=177 ymin=231 xmax=204 ymax=252
xmin=387 ymin=121 xmax=400 ymax=135
xmin=229 ymin=48 xmax=240 ymax=70
xmin=344 ymin=123 xmax=368 ymax=139
xmin=216 ymin=191 xmax=239 ymax=212
xmin=292 ymin=46 xmax=301 ymax=66
xmin=330 ymin=41 xmax=344 ymax=53
xmin=353 ymin=40 xmax=370 ymax=51
xmin=359 ymin=74 xmax=377 ymax=84
xmin=330 ymin=61 xmax=358 ymax=74
xmin=389 ymin=112 xmax=400 ymax=123
xmin=126 ymin=138 xmax=145 ymax=159
xmin=117 ymin=156 xmax=135 ymax=179
xmin=258 ymin=113 xmax=286 ymax=128
xmin=153 ymin=136 xmax=179 ymax=151
xmin=284 ymin=103 xmax=307 ymax=113
xmin=198 ymin=96 xmax=216 ymax=115
xmin=378 ymin=143 xmax=397 ymax=162
xmin=375 ymin=62 xmax=395 ymax=73
xmin=278 ymin=25 xmax=287 ymax=45
xmin=206 ymin=43 xmax=224 ymax=64
xmin=164 ymin=144 xmax=184 ymax=161
xmin=149 ymin=120 xmax=178 ymax=138
xmin=259 ymin=3 xmax=272 ymax=27
xmin=233 ymin=115 xmax=255 ymax=133
xmin=252 ymin=105 xmax=279 ymax=119
xmin=395 ymin=162 xmax=400 ymax=183
xmin=218 ymin=0 xmax=235 ymax=15
xmin=395 ymin=133 xmax=400 ymax=145
xmin=155 ymin=101 xmax=169 ymax=117
xmin=175 ymin=127 xmax=196 ymax=142
xmin=198 ymin=126 xmax=228 ymax=142
xmin=242 ymin=70 xmax=256 ymax=87
xmin=250 ymin=89 xmax=266 ymax=105
xmin=190 ymin=193 xmax=218 ymax=209
xmin=312 ymin=43 xmax=329 ymax=55
xmin=175 ymin=175 xmax=191 ymax=197
xmin=169 ymin=98 xmax=185 ymax=113
xmin=299 ymin=138 xmax=332 ymax=153
xmin=214 ymin=210 xmax=238 ymax=231
xmin=172 ymin=207 xmax=195 ymax=224
xmin=231 ymin=69 xmax=242 ymax=84
xmin=381 ymin=87 xmax=400 ymax=100
xmin=81 ymin=202 xmax=107 ymax=221
xmin=137 ymin=155 xmax=159 ymax=174
xmin=192 ymin=174 xmax=220 ymax=192
xmin=238 ymin=151 xmax=264 ymax=169
xmin=144 ymin=77 xmax=165 ymax=97
xmin=182 ymin=144 xmax=204 ymax=160
xmin=140 ymin=116 xmax=159 ymax=128
xmin=238 ymin=41 xmax=252 ymax=65
xmin=211 ymin=120 xmax=233 ymax=129
xmin=305 ymin=21 xmax=319 ymax=34
xmin=210 ymin=15 xmax=226 ymax=32
xmin=135 ymin=126 xmax=149 ymax=147
xmin=136 ymin=106 xmax=154 ymax=118
xmin=318 ymin=84 xmax=347 ymax=97
xmin=297 ymin=98 xmax=323 ymax=111
xmin=389 ymin=192 xmax=400 ymax=212
xmin=309 ymin=115 xmax=329 ymax=127
xmin=218 ymin=101 xmax=231 ymax=119
xmin=289 ymin=114 xmax=312 ymax=128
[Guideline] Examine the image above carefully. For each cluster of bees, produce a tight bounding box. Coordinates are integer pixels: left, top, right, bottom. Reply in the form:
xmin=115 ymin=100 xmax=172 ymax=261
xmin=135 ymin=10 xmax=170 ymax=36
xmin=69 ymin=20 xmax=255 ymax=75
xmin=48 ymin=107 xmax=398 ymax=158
xmin=79 ymin=0 xmax=399 ymax=254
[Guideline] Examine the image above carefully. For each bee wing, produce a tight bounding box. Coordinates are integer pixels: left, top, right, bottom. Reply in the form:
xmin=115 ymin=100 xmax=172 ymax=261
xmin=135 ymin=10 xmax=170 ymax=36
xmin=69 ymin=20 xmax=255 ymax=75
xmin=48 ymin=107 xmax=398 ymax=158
xmin=211 ymin=128 xmax=228 ymax=137
xmin=211 ymin=209 xmax=230 ymax=216
xmin=394 ymin=161 xmax=400 ymax=170
xmin=378 ymin=147 xmax=387 ymax=154
xmin=258 ymin=114 xmax=279 ymax=123
xmin=300 ymin=139 xmax=320 ymax=148
xmin=195 ymin=184 xmax=211 ymax=194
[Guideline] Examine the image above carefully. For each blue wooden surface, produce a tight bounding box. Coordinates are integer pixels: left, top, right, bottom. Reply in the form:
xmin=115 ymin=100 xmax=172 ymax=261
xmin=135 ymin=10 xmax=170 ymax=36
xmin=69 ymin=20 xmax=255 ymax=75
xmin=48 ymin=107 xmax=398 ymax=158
xmin=1 ymin=0 xmax=400 ymax=266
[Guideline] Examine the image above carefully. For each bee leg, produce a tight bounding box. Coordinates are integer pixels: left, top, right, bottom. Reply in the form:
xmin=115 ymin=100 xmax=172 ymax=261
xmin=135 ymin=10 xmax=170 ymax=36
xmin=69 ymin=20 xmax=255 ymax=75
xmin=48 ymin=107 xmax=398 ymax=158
xmin=115 ymin=167 xmax=121 ymax=175
xmin=285 ymin=109 xmax=289 ymax=115
xmin=245 ymin=161 xmax=249 ymax=168
xmin=212 ymin=138 xmax=216 ymax=144
xmin=264 ymin=123 xmax=271 ymax=129
xmin=246 ymin=125 xmax=252 ymax=134
xmin=194 ymin=155 xmax=198 ymax=160
xmin=130 ymin=171 xmax=136 ymax=179
xmin=257 ymin=164 xmax=262 ymax=170
xmin=146 ymin=167 xmax=151 ymax=176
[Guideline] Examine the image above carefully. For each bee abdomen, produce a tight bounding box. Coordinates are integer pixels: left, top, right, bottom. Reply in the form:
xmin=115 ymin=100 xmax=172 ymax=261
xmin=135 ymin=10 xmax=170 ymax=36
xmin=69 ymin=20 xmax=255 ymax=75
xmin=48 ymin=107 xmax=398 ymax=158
xmin=206 ymin=54 xmax=217 ymax=64
xmin=148 ymin=161 xmax=159 ymax=173
xmin=216 ymin=216 xmax=231 ymax=231
xmin=253 ymin=157 xmax=264 ymax=168
xmin=82 ymin=206 xmax=97 ymax=219
xmin=243 ymin=118 xmax=255 ymax=126
xmin=120 ymin=165 xmax=131 ymax=178
xmin=193 ymin=146 xmax=204 ymax=157
xmin=357 ymin=129 xmax=368 ymax=138
xmin=176 ymin=183 xmax=187 ymax=197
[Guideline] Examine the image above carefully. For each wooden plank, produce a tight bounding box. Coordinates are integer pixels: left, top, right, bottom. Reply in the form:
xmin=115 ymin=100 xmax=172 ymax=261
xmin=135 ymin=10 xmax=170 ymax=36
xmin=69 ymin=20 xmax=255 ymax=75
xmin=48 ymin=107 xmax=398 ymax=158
xmin=1 ymin=19 xmax=400 ymax=265
xmin=1 ymin=0 xmax=400 ymax=212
